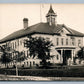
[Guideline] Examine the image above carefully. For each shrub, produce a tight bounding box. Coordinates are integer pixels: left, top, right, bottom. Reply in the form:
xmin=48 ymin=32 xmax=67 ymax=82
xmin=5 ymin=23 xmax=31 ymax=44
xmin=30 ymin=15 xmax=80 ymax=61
xmin=0 ymin=66 xmax=84 ymax=77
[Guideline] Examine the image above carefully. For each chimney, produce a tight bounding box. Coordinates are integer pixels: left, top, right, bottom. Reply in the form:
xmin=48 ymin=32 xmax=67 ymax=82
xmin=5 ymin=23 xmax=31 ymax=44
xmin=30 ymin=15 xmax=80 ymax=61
xmin=23 ymin=18 xmax=28 ymax=29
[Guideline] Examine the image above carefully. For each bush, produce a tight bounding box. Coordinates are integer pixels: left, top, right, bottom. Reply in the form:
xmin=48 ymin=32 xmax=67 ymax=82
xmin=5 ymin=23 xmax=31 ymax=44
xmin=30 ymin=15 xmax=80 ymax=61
xmin=0 ymin=66 xmax=84 ymax=77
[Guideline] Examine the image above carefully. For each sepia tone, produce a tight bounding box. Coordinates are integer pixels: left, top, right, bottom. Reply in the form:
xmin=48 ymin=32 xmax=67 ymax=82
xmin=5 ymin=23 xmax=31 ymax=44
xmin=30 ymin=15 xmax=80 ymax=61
xmin=0 ymin=4 xmax=84 ymax=81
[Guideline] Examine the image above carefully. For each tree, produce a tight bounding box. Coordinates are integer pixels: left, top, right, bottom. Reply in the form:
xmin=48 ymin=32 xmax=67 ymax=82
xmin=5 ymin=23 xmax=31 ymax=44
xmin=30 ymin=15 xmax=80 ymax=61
xmin=13 ymin=51 xmax=25 ymax=62
xmin=0 ymin=45 xmax=12 ymax=68
xmin=0 ymin=44 xmax=26 ymax=76
xmin=77 ymin=47 xmax=84 ymax=59
xmin=24 ymin=36 xmax=53 ymax=66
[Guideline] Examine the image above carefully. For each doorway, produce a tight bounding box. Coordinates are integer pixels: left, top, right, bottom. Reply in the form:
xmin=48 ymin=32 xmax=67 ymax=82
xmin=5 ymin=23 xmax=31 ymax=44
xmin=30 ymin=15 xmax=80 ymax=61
xmin=63 ymin=50 xmax=71 ymax=65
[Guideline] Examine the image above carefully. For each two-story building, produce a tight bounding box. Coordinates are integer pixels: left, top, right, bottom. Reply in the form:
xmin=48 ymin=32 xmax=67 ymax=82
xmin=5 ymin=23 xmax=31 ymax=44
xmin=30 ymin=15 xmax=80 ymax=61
xmin=0 ymin=5 xmax=84 ymax=68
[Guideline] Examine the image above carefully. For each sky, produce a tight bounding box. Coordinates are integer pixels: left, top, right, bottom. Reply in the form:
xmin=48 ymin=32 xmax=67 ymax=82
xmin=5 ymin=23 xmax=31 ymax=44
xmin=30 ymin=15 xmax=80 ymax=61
xmin=0 ymin=4 xmax=84 ymax=44
xmin=0 ymin=0 xmax=84 ymax=3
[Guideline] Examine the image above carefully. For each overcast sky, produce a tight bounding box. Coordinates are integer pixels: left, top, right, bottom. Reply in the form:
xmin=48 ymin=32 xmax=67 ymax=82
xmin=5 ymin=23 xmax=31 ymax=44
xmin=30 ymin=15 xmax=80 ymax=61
xmin=0 ymin=4 xmax=84 ymax=43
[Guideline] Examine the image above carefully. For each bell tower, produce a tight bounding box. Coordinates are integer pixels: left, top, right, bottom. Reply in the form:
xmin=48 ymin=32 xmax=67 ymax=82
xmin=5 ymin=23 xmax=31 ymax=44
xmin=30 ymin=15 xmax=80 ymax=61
xmin=46 ymin=5 xmax=57 ymax=26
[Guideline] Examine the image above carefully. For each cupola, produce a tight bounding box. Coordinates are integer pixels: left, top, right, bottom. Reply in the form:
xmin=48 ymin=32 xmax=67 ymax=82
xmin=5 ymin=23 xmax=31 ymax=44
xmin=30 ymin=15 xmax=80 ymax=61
xmin=46 ymin=5 xmax=57 ymax=26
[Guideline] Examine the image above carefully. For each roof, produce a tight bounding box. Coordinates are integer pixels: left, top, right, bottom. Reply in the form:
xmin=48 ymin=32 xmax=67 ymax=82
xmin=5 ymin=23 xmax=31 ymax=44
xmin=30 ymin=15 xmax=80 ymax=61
xmin=46 ymin=5 xmax=56 ymax=17
xmin=0 ymin=22 xmax=84 ymax=43
xmin=48 ymin=5 xmax=55 ymax=13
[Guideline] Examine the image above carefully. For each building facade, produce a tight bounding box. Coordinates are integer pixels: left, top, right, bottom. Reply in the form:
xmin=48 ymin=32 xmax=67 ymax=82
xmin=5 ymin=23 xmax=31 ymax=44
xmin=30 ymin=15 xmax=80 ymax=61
xmin=0 ymin=5 xmax=84 ymax=68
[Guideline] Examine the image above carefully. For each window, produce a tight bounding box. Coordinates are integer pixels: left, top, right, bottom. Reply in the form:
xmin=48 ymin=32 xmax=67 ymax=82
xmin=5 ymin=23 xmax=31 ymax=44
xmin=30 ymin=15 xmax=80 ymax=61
xmin=72 ymin=38 xmax=75 ymax=46
xmin=27 ymin=50 xmax=28 ymax=57
xmin=61 ymin=38 xmax=64 ymax=45
xmin=30 ymin=62 xmax=31 ymax=67
xmin=51 ymin=18 xmax=55 ymax=24
xmin=23 ymin=51 xmax=25 ymax=57
xmin=66 ymin=39 xmax=68 ymax=45
xmin=12 ymin=43 xmax=14 ymax=49
xmin=33 ymin=61 xmax=35 ymax=65
xmin=24 ymin=39 xmax=28 ymax=47
xmin=12 ymin=53 xmax=14 ymax=58
xmin=24 ymin=62 xmax=25 ymax=65
xmin=78 ymin=39 xmax=81 ymax=46
xmin=56 ymin=38 xmax=59 ymax=45
xmin=71 ymin=37 xmax=75 ymax=46
xmin=15 ymin=42 xmax=16 ymax=48
xmin=6 ymin=42 xmax=9 ymax=47
xmin=27 ymin=62 xmax=28 ymax=66
xmin=17 ymin=40 xmax=19 ymax=46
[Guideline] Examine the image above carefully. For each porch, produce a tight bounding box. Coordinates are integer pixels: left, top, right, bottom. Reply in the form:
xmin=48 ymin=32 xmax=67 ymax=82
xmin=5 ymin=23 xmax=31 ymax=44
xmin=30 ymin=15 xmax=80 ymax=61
xmin=56 ymin=47 xmax=76 ymax=65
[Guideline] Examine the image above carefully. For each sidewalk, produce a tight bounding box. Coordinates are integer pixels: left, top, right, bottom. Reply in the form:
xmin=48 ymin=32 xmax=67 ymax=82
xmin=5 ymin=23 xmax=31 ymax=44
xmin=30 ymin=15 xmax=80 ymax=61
xmin=0 ymin=74 xmax=51 ymax=81
xmin=0 ymin=74 xmax=84 ymax=81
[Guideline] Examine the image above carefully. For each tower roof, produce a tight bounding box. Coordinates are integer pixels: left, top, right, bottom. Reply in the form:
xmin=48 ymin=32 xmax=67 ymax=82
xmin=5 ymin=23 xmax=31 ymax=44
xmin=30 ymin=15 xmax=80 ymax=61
xmin=46 ymin=5 xmax=57 ymax=17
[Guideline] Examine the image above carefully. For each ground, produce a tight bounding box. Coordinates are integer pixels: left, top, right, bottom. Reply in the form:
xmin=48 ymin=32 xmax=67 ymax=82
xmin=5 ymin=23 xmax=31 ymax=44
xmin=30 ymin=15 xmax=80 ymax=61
xmin=0 ymin=75 xmax=84 ymax=81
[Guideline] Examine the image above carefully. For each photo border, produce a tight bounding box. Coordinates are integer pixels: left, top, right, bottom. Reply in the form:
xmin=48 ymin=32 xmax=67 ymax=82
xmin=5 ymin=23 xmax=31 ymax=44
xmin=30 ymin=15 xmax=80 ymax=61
xmin=0 ymin=0 xmax=84 ymax=84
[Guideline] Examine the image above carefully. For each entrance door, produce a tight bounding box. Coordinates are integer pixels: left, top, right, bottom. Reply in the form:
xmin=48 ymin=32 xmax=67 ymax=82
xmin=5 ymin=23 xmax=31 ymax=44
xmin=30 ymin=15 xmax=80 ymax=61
xmin=63 ymin=50 xmax=71 ymax=65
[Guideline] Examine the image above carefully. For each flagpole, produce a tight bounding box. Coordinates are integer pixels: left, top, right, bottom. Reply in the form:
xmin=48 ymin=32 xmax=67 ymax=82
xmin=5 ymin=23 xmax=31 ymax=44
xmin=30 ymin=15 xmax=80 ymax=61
xmin=40 ymin=4 xmax=42 ymax=22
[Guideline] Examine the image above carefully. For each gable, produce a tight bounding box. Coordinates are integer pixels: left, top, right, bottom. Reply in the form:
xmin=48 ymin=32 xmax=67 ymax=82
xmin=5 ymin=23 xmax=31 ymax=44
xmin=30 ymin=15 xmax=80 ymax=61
xmin=58 ymin=27 xmax=71 ymax=36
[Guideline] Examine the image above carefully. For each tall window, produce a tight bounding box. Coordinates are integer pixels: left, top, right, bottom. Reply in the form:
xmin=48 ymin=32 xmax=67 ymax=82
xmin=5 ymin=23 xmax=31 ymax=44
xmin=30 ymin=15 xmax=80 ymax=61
xmin=24 ymin=51 xmax=25 ymax=57
xmin=72 ymin=38 xmax=75 ymax=46
xmin=51 ymin=17 xmax=55 ymax=24
xmin=27 ymin=50 xmax=28 ymax=57
xmin=78 ymin=39 xmax=81 ymax=46
xmin=15 ymin=42 xmax=16 ymax=48
xmin=61 ymin=38 xmax=64 ymax=45
xmin=12 ymin=43 xmax=14 ymax=49
xmin=33 ymin=61 xmax=35 ymax=65
xmin=66 ymin=39 xmax=68 ymax=45
xmin=57 ymin=38 xmax=59 ymax=45
xmin=24 ymin=62 xmax=25 ymax=65
xmin=27 ymin=62 xmax=28 ymax=66
xmin=18 ymin=39 xmax=19 ymax=46
xmin=24 ymin=39 xmax=28 ymax=47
